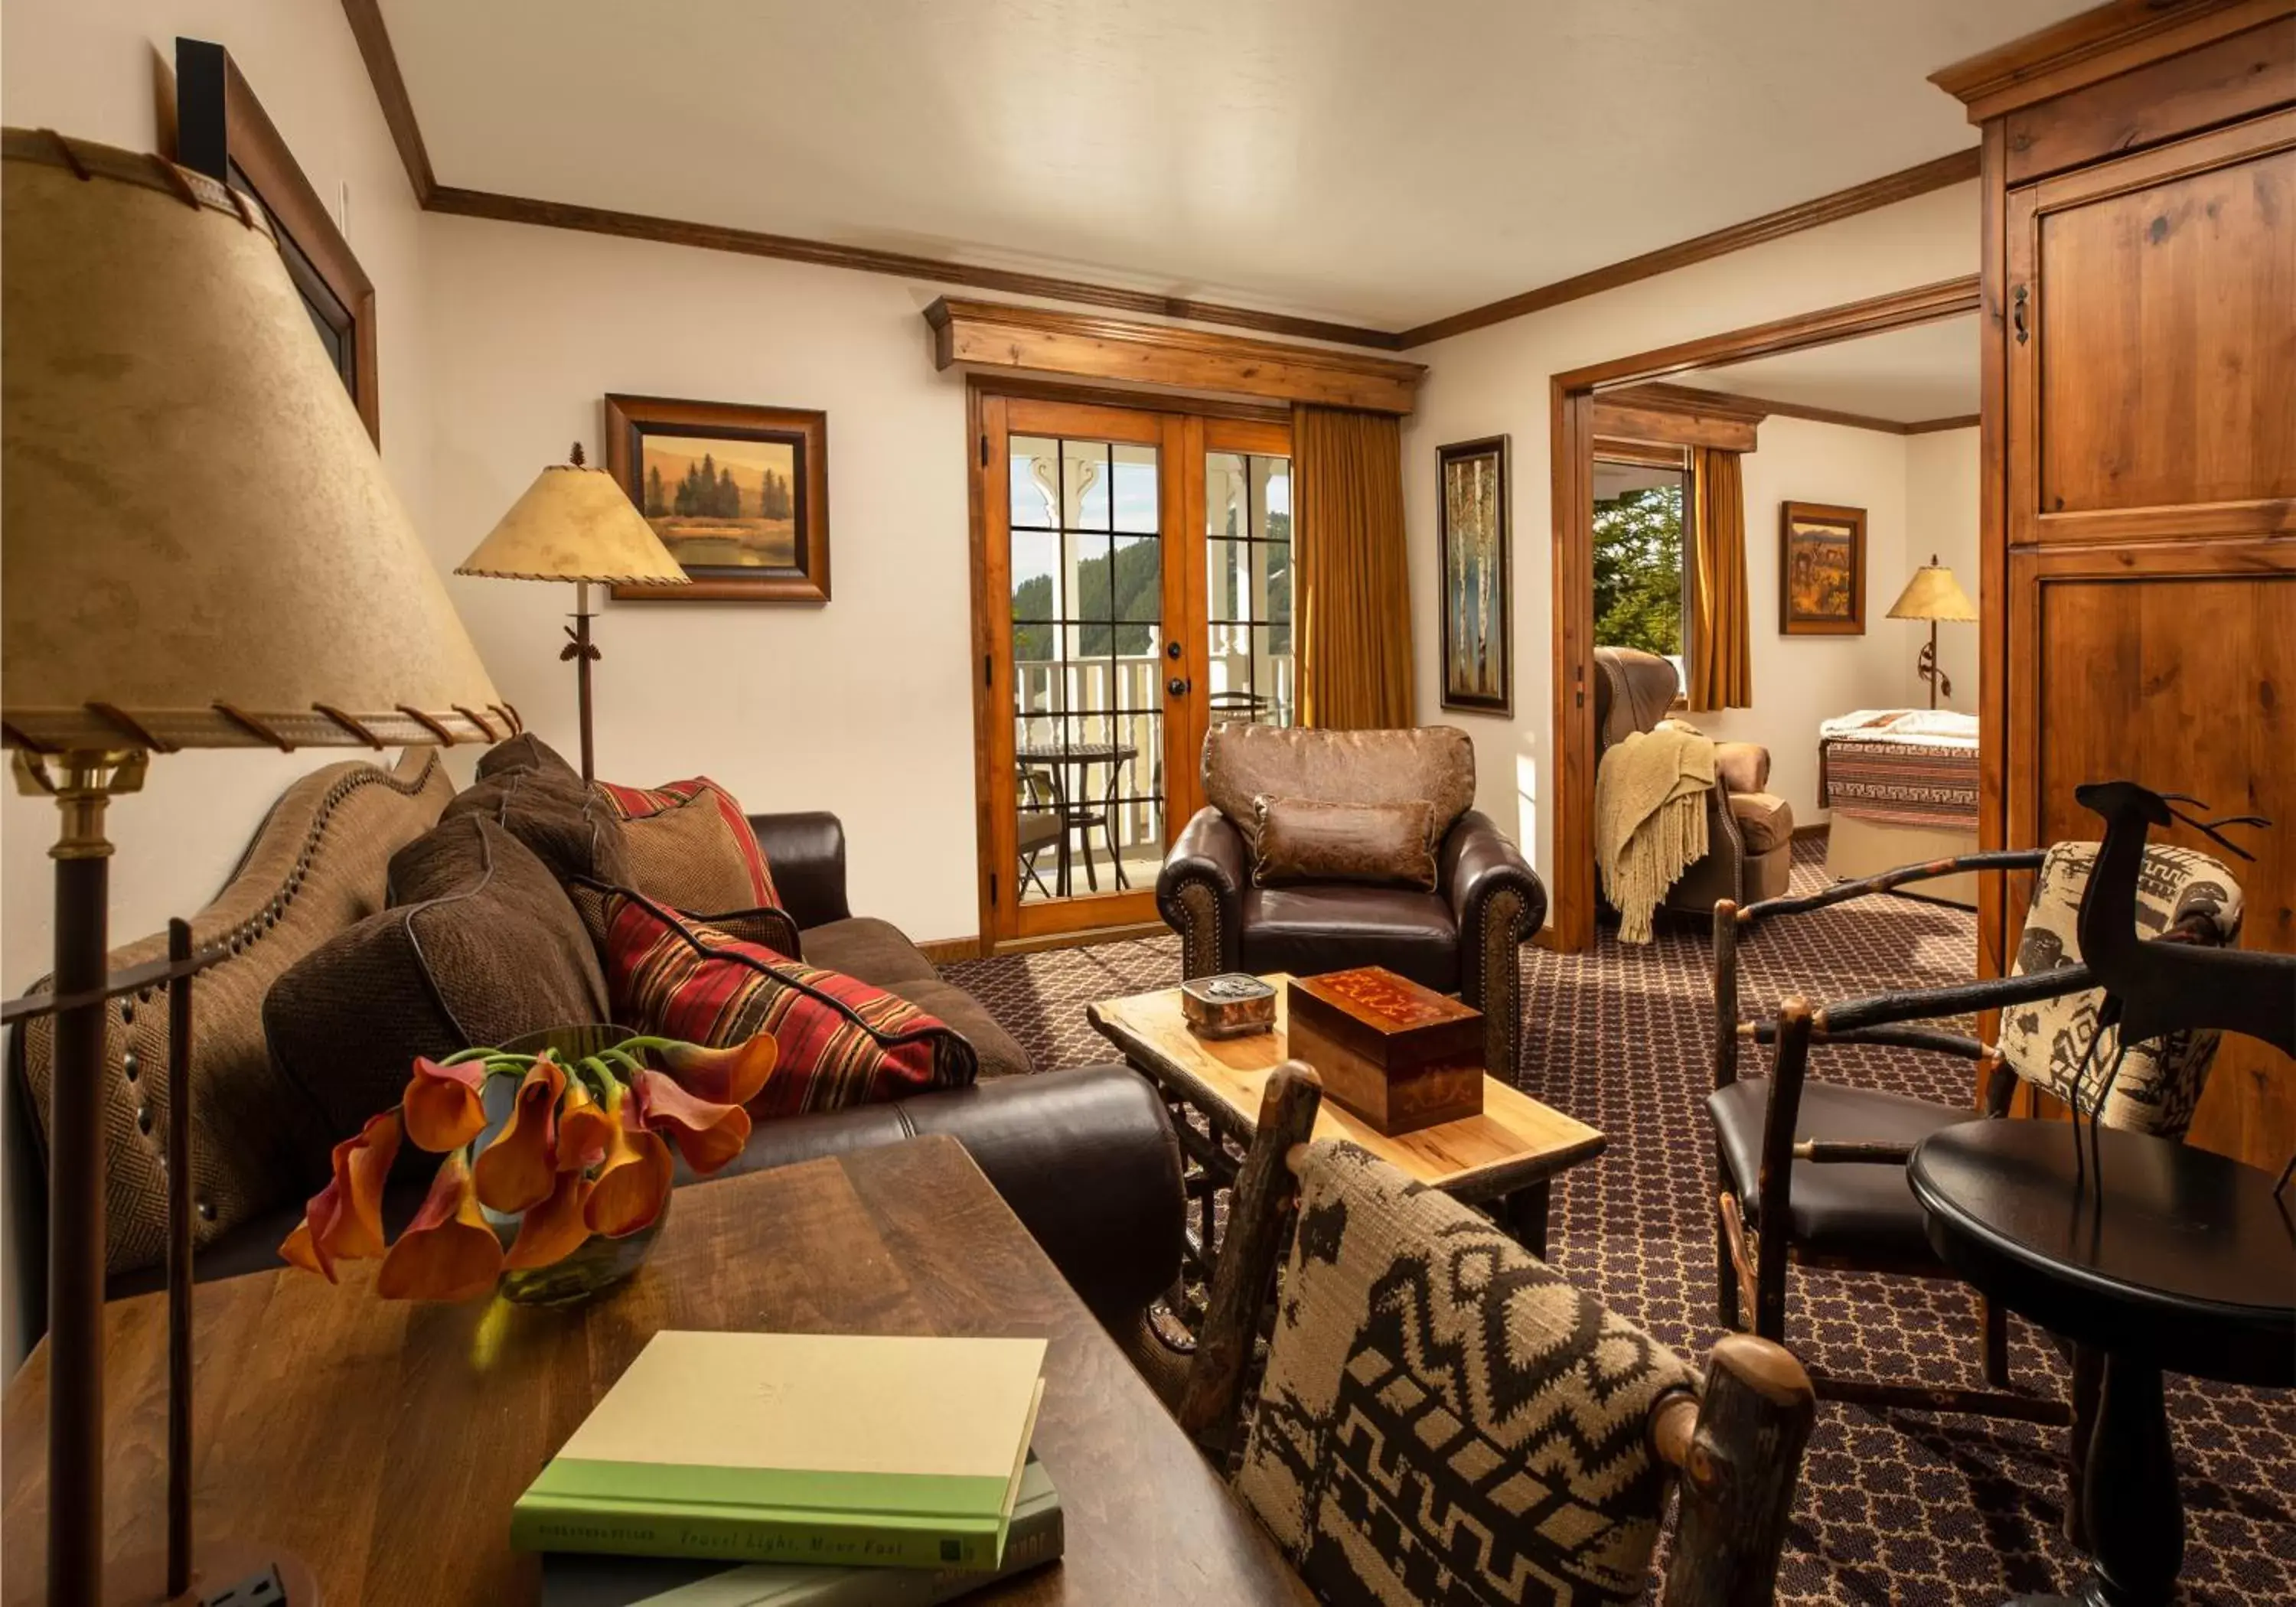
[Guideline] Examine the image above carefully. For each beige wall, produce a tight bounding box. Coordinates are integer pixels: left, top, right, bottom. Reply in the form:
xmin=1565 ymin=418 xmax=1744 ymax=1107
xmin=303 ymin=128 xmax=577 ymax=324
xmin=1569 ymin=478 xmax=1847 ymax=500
xmin=1399 ymin=181 xmax=1981 ymax=888
xmin=0 ymin=0 xmax=439 ymax=1366
xmin=1903 ymin=427 xmax=1983 ymax=713
xmin=418 ymin=217 xmax=981 ymax=940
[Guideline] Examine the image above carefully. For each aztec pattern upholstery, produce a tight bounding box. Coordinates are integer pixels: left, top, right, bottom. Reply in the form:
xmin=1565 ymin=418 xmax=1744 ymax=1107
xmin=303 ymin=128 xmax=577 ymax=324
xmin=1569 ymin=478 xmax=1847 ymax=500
xmin=1236 ymin=1143 xmax=1695 ymax=1606
xmin=595 ymin=774 xmax=783 ymax=916
xmin=2001 ymin=840 xmax=2243 ymax=1138
xmin=594 ymin=888 xmax=977 ymax=1117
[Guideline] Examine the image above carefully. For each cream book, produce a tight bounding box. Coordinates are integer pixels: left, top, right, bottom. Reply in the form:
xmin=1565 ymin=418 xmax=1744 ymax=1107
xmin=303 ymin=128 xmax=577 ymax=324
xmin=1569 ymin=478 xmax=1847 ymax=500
xmin=512 ymin=1331 xmax=1048 ymax=1571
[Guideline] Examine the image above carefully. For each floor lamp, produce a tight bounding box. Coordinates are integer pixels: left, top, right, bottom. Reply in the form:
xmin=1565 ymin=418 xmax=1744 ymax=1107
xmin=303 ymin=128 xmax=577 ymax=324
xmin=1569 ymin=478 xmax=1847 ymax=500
xmin=455 ymin=450 xmax=689 ymax=783
xmin=1885 ymin=556 xmax=1978 ymax=711
xmin=2 ymin=129 xmax=510 ymax=1603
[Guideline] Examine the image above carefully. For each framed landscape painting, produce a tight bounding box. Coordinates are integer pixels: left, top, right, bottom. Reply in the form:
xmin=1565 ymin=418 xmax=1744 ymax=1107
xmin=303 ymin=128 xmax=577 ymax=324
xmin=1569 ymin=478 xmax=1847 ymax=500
xmin=604 ymin=394 xmax=830 ymax=601
xmin=1779 ymin=500 xmax=1864 ymax=635
xmin=1438 ymin=436 xmax=1512 ymax=714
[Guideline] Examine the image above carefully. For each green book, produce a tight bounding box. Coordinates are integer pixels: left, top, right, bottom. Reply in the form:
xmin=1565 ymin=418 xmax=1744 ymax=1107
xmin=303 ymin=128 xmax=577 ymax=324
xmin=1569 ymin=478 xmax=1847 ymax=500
xmin=540 ymin=1456 xmax=1062 ymax=1606
xmin=512 ymin=1331 xmax=1048 ymax=1571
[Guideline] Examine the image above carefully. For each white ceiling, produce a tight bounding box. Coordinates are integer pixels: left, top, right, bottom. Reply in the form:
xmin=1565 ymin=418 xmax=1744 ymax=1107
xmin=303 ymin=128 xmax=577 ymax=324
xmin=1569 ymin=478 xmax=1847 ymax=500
xmin=379 ymin=0 xmax=2088 ymax=331
xmin=1672 ymin=313 xmax=1981 ymax=422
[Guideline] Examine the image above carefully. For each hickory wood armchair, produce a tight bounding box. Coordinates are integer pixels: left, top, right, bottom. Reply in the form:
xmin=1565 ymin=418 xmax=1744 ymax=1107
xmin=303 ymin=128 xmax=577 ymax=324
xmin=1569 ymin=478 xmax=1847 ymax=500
xmin=1707 ymin=829 xmax=2244 ymax=1426
xmin=1151 ymin=1062 xmax=1818 ymax=1607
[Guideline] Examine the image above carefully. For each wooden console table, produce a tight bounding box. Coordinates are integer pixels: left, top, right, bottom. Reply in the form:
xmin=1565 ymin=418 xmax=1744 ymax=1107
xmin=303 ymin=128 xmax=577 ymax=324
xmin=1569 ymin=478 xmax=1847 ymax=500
xmin=1 ymin=1136 xmax=1311 ymax=1605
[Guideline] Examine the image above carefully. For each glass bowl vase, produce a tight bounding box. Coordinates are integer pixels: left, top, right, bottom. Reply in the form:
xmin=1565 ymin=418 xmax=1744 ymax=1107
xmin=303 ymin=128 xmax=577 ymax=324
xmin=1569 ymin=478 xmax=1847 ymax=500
xmin=482 ymin=1024 xmax=667 ymax=1308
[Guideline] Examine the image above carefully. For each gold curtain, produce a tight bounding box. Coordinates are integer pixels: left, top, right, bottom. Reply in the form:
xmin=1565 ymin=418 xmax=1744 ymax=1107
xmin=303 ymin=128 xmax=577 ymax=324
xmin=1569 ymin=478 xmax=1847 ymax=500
xmin=1688 ymin=446 xmax=1753 ymax=711
xmin=1293 ymin=405 xmax=1414 ymax=729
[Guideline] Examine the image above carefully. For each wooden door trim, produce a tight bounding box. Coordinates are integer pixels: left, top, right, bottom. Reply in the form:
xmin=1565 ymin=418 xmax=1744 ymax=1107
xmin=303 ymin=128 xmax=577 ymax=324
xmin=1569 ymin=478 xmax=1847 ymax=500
xmin=2025 ymin=100 xmax=2296 ymax=210
xmin=973 ymin=373 xmax=1290 ymax=427
xmin=1545 ymin=277 xmax=1983 ymax=950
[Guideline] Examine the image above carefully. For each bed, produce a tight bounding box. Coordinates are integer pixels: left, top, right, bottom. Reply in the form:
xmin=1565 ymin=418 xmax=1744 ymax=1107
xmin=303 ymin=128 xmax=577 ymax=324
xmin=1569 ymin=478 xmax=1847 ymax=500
xmin=1818 ymin=708 xmax=1981 ymax=907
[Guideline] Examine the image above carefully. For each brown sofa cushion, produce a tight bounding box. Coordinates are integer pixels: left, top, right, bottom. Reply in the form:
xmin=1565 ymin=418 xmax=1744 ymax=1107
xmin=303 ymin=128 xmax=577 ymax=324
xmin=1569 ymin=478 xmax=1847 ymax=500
xmin=264 ymin=815 xmax=611 ymax=1145
xmin=1203 ymin=724 xmax=1475 ymax=852
xmin=594 ymin=775 xmax=782 ymax=915
xmin=1729 ymin=791 xmax=1795 ymax=855
xmin=800 ymin=916 xmax=941 ymax=987
xmin=1252 ymin=795 xmax=1437 ymax=890
xmin=475 ymin=731 xmax=578 ymax=781
xmin=439 ymin=761 xmax=631 ymax=888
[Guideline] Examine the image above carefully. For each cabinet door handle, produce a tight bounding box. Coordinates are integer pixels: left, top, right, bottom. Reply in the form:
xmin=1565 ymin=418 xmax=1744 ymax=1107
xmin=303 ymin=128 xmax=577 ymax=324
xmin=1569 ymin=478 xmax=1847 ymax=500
xmin=2012 ymin=285 xmax=2030 ymax=345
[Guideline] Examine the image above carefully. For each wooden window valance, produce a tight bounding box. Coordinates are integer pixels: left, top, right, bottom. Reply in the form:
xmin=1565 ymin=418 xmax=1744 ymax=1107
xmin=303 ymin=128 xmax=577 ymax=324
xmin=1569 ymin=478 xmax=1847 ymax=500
xmin=1590 ymin=383 xmax=1761 ymax=453
xmin=924 ymin=298 xmax=1427 ymax=415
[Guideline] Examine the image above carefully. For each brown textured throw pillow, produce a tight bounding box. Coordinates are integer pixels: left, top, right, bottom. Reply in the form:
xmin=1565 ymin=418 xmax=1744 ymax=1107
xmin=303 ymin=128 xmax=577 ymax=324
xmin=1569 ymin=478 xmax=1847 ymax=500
xmin=593 ymin=775 xmax=781 ymax=917
xmin=439 ymin=762 xmax=631 ymax=889
xmin=1252 ymin=795 xmax=1439 ymax=890
xmin=264 ymin=815 xmax=612 ymax=1144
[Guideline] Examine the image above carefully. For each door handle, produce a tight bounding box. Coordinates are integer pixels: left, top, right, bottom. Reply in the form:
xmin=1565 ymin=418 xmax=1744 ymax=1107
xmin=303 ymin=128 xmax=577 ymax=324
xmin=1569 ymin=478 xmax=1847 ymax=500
xmin=2012 ymin=285 xmax=2030 ymax=345
xmin=1167 ymin=676 xmax=1191 ymax=697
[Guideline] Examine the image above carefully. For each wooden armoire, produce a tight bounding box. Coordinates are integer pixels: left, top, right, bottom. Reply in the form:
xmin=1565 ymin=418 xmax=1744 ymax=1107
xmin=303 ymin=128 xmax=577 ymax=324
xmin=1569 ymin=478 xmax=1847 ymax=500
xmin=1934 ymin=0 xmax=2295 ymax=1171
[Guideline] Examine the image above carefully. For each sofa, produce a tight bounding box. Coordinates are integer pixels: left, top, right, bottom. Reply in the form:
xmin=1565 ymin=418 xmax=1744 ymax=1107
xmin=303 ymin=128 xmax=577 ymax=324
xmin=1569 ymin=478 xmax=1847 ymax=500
xmin=6 ymin=748 xmax=1182 ymax=1347
xmin=1155 ymin=724 xmax=1546 ymax=1082
xmin=1593 ymin=646 xmax=1792 ymax=914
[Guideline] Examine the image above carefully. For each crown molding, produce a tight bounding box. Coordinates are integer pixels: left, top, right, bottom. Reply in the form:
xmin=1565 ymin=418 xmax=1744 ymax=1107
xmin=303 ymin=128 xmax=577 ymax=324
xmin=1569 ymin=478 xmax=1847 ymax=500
xmin=1929 ymin=0 xmax=2292 ymax=123
xmin=1619 ymin=382 xmax=1975 ymax=438
xmin=1397 ymin=148 xmax=1980 ymax=348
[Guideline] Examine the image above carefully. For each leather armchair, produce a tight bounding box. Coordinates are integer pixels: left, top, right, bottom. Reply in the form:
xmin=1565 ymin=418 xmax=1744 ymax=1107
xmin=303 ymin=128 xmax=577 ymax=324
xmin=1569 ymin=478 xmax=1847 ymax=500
xmin=1156 ymin=725 xmax=1547 ymax=1083
xmin=1593 ymin=647 xmax=1792 ymax=913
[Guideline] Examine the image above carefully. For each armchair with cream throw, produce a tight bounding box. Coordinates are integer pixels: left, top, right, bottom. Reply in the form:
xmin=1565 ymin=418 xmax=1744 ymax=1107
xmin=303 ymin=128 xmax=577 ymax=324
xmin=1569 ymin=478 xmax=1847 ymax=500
xmin=1595 ymin=647 xmax=1792 ymax=927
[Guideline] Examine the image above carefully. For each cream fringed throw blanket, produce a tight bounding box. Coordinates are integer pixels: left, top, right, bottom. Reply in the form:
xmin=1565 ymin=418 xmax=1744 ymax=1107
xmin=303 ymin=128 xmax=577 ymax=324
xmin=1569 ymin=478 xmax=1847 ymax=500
xmin=1595 ymin=722 xmax=1716 ymax=944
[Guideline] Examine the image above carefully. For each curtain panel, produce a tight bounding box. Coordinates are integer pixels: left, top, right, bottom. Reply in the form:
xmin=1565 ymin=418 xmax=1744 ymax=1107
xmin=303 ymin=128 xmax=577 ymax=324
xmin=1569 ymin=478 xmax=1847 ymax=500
xmin=1293 ymin=405 xmax=1414 ymax=729
xmin=1688 ymin=446 xmax=1753 ymax=711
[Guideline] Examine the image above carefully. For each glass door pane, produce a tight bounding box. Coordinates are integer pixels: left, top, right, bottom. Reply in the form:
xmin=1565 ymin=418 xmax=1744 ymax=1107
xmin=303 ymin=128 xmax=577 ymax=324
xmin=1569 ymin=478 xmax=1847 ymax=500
xmin=1009 ymin=432 xmax=1165 ymax=906
xmin=1205 ymin=448 xmax=1293 ymax=728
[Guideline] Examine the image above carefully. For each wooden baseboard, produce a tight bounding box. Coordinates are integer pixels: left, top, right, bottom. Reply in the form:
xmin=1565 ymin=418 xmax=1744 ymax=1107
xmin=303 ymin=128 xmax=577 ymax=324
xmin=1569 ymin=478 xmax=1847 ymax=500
xmin=1529 ymin=924 xmax=1567 ymax=953
xmin=1792 ymin=821 xmax=1831 ymax=842
xmin=915 ymin=936 xmax=984 ymax=964
xmin=983 ymin=921 xmax=1168 ymax=959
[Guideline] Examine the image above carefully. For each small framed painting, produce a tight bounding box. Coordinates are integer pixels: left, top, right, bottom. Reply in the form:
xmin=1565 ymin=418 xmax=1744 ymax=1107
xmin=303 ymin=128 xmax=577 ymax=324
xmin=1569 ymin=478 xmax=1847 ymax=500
xmin=1438 ymin=435 xmax=1512 ymax=714
xmin=1779 ymin=501 xmax=1865 ymax=635
xmin=604 ymin=394 xmax=830 ymax=602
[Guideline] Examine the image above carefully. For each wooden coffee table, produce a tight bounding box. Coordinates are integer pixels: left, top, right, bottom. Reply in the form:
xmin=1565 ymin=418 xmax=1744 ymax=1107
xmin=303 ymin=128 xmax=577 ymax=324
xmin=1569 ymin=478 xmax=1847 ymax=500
xmin=1088 ymin=974 xmax=1604 ymax=1263
xmin=0 ymin=1136 xmax=1313 ymax=1606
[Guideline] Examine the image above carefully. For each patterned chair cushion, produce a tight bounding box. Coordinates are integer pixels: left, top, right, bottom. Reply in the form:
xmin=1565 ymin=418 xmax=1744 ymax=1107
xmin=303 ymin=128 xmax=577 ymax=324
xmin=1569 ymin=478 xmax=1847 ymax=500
xmin=1236 ymin=1143 xmax=1695 ymax=1606
xmin=2001 ymin=840 xmax=2243 ymax=1139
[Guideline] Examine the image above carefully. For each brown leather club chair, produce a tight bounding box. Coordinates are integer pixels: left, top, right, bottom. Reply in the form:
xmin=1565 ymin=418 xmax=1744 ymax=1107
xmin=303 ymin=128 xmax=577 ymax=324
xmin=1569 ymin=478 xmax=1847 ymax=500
xmin=1155 ymin=724 xmax=1547 ymax=1082
xmin=1594 ymin=646 xmax=1792 ymax=914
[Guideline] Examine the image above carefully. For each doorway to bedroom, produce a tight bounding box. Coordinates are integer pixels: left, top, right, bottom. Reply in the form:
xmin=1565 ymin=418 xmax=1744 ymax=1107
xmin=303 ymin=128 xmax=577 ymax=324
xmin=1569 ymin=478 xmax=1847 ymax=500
xmin=1549 ymin=279 xmax=1985 ymax=950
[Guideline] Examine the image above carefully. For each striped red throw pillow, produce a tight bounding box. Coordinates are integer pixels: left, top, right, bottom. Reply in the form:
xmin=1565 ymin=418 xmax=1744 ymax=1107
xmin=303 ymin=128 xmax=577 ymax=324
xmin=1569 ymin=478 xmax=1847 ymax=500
xmin=593 ymin=776 xmax=781 ymax=915
xmin=599 ymin=890 xmax=977 ymax=1118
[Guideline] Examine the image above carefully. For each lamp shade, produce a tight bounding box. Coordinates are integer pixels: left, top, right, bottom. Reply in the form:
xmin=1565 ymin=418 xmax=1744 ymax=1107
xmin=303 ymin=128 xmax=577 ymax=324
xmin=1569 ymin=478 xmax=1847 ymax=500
xmin=1 ymin=130 xmax=508 ymax=754
xmin=457 ymin=459 xmax=690 ymax=585
xmin=1886 ymin=560 xmax=1978 ymax=624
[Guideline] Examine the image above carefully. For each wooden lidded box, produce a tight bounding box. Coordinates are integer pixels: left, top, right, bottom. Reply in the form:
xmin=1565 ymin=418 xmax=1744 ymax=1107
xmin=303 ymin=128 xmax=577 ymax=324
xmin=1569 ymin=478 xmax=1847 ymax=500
xmin=1286 ymin=967 xmax=1483 ymax=1136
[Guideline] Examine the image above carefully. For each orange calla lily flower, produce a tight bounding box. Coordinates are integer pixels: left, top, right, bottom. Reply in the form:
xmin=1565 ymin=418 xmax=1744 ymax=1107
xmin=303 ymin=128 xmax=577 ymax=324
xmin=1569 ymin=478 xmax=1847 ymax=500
xmin=376 ymin=1150 xmax=504 ymax=1301
xmin=583 ymin=1085 xmax=674 ymax=1239
xmin=632 ymin=1068 xmax=751 ymax=1175
xmin=472 ymin=1054 xmax=566 ymax=1215
xmin=556 ymin=1074 xmax=615 ymax=1172
xmin=504 ymin=1168 xmax=594 ymax=1270
xmin=654 ymin=1032 xmax=778 ymax=1107
xmin=279 ymin=1109 xmax=402 ymax=1282
xmin=403 ymin=1055 xmax=488 ymax=1152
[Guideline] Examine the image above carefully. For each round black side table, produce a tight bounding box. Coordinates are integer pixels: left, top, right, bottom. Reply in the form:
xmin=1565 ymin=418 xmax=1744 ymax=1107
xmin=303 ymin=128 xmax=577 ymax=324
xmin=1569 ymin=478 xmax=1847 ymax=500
xmin=1909 ymin=1120 xmax=2295 ymax=1607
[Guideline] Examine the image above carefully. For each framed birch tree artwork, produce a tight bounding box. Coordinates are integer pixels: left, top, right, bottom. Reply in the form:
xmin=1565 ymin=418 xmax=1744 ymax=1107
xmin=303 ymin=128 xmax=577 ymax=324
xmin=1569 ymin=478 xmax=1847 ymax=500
xmin=1438 ymin=436 xmax=1511 ymax=714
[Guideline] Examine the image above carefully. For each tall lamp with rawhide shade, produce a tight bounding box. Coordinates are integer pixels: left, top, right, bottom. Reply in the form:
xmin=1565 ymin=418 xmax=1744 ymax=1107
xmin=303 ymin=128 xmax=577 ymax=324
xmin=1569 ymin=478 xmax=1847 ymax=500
xmin=455 ymin=443 xmax=690 ymax=784
xmin=1885 ymin=555 xmax=1978 ymax=710
xmin=2 ymin=128 xmax=514 ymax=1603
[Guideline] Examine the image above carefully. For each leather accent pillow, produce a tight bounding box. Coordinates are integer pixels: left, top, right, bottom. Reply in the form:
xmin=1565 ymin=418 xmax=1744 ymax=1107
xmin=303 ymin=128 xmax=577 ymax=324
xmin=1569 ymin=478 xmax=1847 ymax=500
xmin=439 ymin=761 xmax=630 ymax=888
xmin=264 ymin=815 xmax=611 ymax=1145
xmin=594 ymin=776 xmax=782 ymax=917
xmin=592 ymin=888 xmax=975 ymax=1118
xmin=1252 ymin=795 xmax=1438 ymax=891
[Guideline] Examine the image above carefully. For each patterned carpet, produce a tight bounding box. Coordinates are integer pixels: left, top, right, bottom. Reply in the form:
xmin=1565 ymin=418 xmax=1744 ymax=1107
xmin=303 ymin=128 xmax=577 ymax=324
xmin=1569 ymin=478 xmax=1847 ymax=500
xmin=944 ymin=840 xmax=2296 ymax=1605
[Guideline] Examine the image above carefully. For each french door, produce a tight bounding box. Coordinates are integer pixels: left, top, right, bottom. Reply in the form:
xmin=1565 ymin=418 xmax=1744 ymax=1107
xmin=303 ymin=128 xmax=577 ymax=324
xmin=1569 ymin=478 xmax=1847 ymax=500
xmin=971 ymin=389 xmax=1293 ymax=946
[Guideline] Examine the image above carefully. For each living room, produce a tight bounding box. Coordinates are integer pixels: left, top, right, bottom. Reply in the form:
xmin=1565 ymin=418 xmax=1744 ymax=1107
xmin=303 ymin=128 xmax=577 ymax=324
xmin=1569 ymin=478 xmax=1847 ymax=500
xmin=2 ymin=3 xmax=2290 ymax=1605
